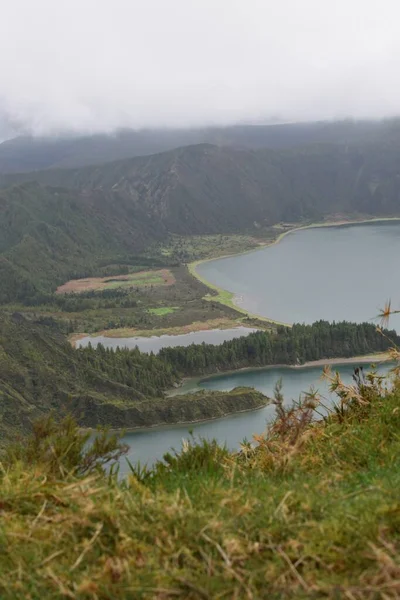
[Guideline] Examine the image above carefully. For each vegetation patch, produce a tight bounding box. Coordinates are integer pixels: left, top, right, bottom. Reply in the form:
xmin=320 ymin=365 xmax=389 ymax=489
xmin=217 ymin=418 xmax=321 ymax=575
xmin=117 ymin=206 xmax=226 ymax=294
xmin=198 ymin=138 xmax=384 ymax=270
xmin=154 ymin=232 xmax=275 ymax=263
xmin=56 ymin=269 xmax=175 ymax=294
xmin=147 ymin=306 xmax=180 ymax=316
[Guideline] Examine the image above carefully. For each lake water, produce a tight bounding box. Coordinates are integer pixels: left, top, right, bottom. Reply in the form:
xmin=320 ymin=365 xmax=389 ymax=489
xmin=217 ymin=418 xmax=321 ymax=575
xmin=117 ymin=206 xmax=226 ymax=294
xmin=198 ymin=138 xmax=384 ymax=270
xmin=112 ymin=222 xmax=399 ymax=473
xmin=118 ymin=360 xmax=391 ymax=475
xmin=77 ymin=327 xmax=258 ymax=353
xmin=197 ymin=221 xmax=400 ymax=328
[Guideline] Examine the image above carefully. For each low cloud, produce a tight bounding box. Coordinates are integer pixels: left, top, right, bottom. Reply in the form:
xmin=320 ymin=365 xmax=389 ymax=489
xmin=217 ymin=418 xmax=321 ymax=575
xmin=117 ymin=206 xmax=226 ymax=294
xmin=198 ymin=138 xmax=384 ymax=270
xmin=1 ymin=0 xmax=400 ymax=135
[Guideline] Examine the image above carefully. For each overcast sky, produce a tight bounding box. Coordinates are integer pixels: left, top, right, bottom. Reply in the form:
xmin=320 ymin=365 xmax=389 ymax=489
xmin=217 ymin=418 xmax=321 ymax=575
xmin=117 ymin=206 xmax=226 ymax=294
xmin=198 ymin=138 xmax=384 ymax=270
xmin=1 ymin=0 xmax=400 ymax=135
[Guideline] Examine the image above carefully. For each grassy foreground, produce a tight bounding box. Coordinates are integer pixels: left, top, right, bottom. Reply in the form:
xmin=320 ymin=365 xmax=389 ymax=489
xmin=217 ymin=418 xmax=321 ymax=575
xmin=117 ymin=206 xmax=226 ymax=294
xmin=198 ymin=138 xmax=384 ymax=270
xmin=1 ymin=368 xmax=400 ymax=599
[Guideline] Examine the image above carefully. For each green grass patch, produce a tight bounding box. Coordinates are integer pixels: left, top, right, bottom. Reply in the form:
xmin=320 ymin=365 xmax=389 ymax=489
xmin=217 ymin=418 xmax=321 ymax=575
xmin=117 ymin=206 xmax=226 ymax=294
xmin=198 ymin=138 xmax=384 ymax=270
xmin=147 ymin=306 xmax=180 ymax=316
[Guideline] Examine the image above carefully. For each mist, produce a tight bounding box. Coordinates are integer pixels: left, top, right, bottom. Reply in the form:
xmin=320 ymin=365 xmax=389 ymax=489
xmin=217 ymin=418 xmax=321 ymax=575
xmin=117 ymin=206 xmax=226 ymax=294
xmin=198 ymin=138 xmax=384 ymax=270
xmin=1 ymin=0 xmax=400 ymax=136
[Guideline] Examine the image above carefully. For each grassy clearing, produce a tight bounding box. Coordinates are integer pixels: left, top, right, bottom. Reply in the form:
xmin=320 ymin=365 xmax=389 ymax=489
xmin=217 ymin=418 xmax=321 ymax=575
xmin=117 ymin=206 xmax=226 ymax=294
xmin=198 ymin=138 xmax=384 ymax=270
xmin=56 ymin=269 xmax=175 ymax=294
xmin=1 ymin=369 xmax=400 ymax=598
xmin=147 ymin=307 xmax=180 ymax=316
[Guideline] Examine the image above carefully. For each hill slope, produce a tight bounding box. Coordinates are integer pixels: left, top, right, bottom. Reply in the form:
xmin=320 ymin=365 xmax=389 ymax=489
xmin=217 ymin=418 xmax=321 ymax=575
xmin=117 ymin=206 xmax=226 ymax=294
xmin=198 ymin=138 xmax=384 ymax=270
xmin=1 ymin=312 xmax=397 ymax=443
xmin=0 ymin=181 xmax=171 ymax=302
xmin=4 ymin=137 xmax=400 ymax=228
xmin=2 ymin=135 xmax=400 ymax=301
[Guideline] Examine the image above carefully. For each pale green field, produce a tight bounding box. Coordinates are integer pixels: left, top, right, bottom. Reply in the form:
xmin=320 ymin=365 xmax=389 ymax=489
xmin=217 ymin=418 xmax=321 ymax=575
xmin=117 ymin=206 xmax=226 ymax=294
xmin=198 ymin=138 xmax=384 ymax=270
xmin=147 ymin=306 xmax=180 ymax=316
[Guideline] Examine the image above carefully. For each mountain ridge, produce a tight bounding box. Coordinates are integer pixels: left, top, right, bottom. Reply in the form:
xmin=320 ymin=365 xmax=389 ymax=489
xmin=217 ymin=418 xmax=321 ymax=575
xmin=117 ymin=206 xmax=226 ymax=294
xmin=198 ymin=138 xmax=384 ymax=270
xmin=1 ymin=118 xmax=399 ymax=173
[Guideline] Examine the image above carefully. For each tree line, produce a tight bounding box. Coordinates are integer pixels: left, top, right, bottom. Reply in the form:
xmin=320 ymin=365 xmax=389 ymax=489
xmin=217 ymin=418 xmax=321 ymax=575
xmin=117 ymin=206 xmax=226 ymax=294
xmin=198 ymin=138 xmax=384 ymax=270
xmin=79 ymin=320 xmax=397 ymax=386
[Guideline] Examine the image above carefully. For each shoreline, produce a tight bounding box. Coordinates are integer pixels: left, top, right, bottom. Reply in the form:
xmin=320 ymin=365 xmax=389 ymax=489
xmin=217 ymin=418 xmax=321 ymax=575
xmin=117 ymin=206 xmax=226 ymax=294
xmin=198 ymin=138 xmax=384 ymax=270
xmin=69 ymin=319 xmax=262 ymax=346
xmin=102 ymin=353 xmax=391 ymax=435
xmin=189 ymin=215 xmax=400 ymax=325
xmin=70 ymin=215 xmax=400 ymax=344
xmin=108 ymin=402 xmax=270 ymax=436
xmin=169 ymin=352 xmax=391 ymax=396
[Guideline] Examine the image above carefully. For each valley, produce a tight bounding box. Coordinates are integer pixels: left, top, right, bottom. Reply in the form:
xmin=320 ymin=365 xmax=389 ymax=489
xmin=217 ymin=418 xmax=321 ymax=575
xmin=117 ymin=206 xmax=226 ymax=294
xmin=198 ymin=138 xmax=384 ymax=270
xmin=3 ymin=7 xmax=400 ymax=596
xmin=2 ymin=123 xmax=400 ymax=447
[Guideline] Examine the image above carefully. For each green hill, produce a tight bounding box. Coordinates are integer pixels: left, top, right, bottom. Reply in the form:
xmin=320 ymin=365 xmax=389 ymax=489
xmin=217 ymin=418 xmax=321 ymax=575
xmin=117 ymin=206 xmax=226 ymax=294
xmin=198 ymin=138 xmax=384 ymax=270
xmin=4 ymin=135 xmax=400 ymax=231
xmin=0 ymin=182 xmax=171 ymax=303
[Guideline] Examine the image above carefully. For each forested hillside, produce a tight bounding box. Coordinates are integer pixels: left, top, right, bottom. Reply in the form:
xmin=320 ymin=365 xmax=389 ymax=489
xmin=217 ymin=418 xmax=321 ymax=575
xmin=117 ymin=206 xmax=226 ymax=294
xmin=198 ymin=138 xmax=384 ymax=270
xmin=0 ymin=312 xmax=273 ymax=443
xmin=0 ymin=313 xmax=395 ymax=443
xmin=0 ymin=182 xmax=171 ymax=303
xmin=0 ymin=312 xmax=172 ymax=442
xmin=4 ymin=133 xmax=400 ymax=233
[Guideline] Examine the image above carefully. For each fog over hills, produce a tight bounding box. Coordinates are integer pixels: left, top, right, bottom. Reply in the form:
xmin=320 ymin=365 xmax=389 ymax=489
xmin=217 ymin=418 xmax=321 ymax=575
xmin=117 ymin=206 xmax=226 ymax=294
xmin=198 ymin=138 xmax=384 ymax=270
xmin=1 ymin=119 xmax=398 ymax=173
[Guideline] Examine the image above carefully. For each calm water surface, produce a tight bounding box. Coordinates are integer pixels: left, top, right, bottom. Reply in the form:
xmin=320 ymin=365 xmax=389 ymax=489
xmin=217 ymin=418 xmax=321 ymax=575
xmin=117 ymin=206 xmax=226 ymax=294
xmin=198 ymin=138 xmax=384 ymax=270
xmin=78 ymin=327 xmax=258 ymax=353
xmin=197 ymin=222 xmax=400 ymax=328
xmin=119 ymin=361 xmax=390 ymax=475
xmin=112 ymin=222 xmax=399 ymax=472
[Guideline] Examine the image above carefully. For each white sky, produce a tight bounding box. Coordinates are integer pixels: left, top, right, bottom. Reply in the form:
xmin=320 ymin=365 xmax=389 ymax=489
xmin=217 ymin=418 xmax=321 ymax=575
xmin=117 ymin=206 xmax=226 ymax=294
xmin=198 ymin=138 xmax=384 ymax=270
xmin=1 ymin=0 xmax=400 ymax=134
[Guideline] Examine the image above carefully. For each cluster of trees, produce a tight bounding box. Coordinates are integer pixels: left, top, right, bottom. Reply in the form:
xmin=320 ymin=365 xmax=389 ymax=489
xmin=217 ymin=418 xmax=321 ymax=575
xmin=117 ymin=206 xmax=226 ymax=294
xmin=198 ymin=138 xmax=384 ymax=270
xmin=157 ymin=321 xmax=398 ymax=375
xmin=28 ymin=288 xmax=140 ymax=312
xmin=0 ymin=313 xmax=396 ymax=441
xmin=79 ymin=320 xmax=398 ymax=381
xmin=79 ymin=344 xmax=178 ymax=397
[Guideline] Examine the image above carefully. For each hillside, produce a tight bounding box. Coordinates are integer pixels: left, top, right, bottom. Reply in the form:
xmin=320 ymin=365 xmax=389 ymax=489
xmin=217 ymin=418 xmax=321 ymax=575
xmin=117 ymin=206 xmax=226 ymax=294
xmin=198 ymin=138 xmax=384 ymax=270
xmin=3 ymin=136 xmax=400 ymax=302
xmin=4 ymin=136 xmax=400 ymax=229
xmin=1 ymin=365 xmax=399 ymax=598
xmin=0 ymin=313 xmax=271 ymax=444
xmin=0 ymin=182 xmax=172 ymax=303
xmin=0 ymin=119 xmax=395 ymax=173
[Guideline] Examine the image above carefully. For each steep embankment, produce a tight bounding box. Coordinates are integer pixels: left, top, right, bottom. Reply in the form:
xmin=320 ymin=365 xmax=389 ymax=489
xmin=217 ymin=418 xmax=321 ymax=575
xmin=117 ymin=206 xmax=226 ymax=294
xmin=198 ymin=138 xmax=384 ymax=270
xmin=69 ymin=387 xmax=267 ymax=429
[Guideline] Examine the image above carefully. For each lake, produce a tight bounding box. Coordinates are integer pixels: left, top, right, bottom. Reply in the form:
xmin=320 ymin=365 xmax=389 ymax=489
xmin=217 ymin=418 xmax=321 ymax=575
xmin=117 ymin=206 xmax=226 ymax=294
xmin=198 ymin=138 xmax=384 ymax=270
xmin=118 ymin=360 xmax=391 ymax=475
xmin=113 ymin=221 xmax=399 ymax=472
xmin=197 ymin=221 xmax=400 ymax=328
xmin=77 ymin=327 xmax=258 ymax=353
